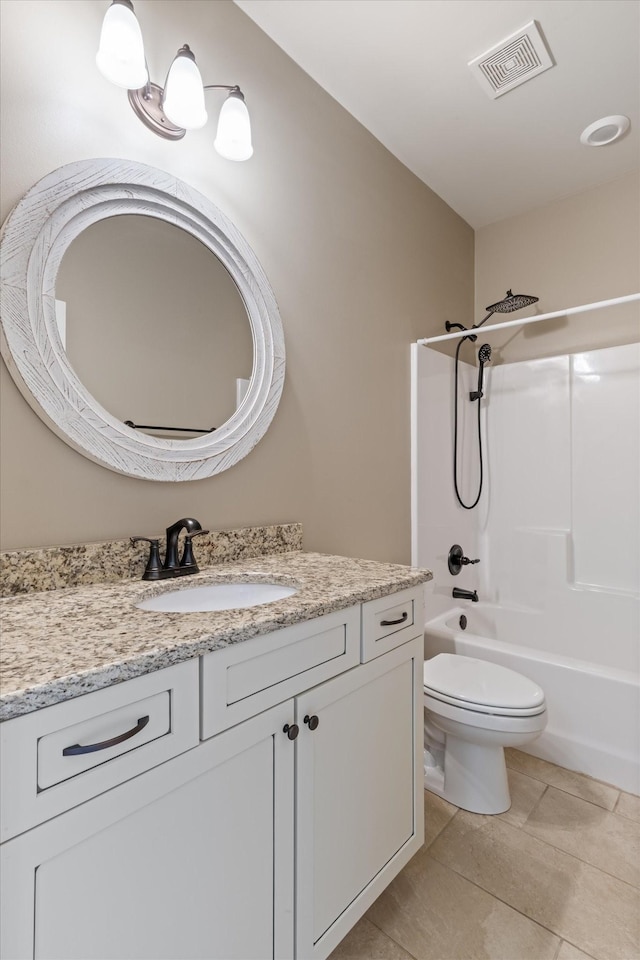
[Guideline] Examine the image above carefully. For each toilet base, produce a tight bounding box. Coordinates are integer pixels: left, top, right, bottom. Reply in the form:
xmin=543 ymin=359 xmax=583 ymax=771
xmin=424 ymin=736 xmax=511 ymax=815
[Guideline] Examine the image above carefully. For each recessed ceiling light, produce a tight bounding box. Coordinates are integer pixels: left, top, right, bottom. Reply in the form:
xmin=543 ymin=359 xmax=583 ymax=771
xmin=580 ymin=115 xmax=630 ymax=147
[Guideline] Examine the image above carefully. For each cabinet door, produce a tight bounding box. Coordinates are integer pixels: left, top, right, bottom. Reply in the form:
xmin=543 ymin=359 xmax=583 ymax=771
xmin=295 ymin=636 xmax=424 ymax=960
xmin=0 ymin=701 xmax=295 ymax=960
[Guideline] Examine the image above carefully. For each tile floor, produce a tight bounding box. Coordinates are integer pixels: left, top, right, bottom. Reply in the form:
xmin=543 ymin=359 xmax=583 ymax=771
xmin=328 ymin=750 xmax=640 ymax=960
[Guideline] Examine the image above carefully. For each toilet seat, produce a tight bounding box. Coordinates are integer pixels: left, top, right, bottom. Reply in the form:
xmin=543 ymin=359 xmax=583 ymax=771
xmin=424 ymin=654 xmax=546 ymax=718
xmin=424 ymin=690 xmax=547 ymax=734
xmin=424 ymin=687 xmax=546 ymax=718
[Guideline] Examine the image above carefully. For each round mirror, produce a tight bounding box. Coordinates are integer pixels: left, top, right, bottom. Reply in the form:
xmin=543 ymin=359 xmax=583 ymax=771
xmin=0 ymin=159 xmax=285 ymax=481
xmin=56 ymin=215 xmax=254 ymax=438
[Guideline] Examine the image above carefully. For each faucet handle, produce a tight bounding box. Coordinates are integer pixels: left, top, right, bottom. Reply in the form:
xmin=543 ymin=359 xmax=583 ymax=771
xmin=448 ymin=544 xmax=480 ymax=575
xmin=130 ymin=537 xmax=163 ymax=580
xmin=180 ymin=529 xmax=209 ymax=570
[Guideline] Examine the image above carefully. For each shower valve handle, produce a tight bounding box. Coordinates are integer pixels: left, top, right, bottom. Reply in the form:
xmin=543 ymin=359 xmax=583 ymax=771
xmin=448 ymin=544 xmax=480 ymax=576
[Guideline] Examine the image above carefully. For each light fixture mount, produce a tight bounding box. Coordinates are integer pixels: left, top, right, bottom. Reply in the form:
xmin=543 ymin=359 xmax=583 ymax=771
xmin=127 ymin=83 xmax=186 ymax=140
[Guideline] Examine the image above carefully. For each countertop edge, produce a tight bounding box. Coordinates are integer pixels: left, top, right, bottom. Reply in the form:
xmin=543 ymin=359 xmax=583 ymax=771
xmin=1 ymin=555 xmax=432 ymax=721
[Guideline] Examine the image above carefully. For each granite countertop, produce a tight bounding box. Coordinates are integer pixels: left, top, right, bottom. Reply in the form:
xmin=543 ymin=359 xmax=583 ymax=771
xmin=0 ymin=551 xmax=432 ymax=721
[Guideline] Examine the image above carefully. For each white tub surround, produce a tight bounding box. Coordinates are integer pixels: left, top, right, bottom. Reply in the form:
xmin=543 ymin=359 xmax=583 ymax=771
xmin=413 ymin=340 xmax=640 ymax=794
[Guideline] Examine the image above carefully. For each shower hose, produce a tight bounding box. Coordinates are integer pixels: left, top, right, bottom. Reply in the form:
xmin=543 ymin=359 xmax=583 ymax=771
xmin=453 ymin=336 xmax=484 ymax=510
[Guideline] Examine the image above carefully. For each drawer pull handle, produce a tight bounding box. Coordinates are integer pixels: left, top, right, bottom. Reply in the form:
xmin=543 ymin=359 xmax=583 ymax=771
xmin=283 ymin=723 xmax=299 ymax=741
xmin=304 ymin=714 xmax=319 ymax=731
xmin=380 ymin=612 xmax=408 ymax=627
xmin=62 ymin=716 xmax=150 ymax=756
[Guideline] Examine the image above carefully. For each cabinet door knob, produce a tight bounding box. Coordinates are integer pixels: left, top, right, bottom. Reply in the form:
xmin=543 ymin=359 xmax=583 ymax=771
xmin=304 ymin=714 xmax=319 ymax=731
xmin=283 ymin=723 xmax=299 ymax=741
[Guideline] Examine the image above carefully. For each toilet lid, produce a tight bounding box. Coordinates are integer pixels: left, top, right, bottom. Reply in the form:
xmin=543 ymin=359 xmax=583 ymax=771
xmin=423 ymin=654 xmax=545 ymax=711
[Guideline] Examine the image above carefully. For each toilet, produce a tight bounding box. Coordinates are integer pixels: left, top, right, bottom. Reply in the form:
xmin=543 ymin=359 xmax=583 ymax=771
xmin=423 ymin=654 xmax=547 ymax=814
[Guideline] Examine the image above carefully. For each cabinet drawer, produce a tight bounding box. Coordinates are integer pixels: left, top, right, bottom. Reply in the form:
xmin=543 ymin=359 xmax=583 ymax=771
xmin=361 ymin=586 xmax=424 ymax=661
xmin=37 ymin=690 xmax=171 ymax=789
xmin=201 ymin=606 xmax=360 ymax=738
xmin=0 ymin=660 xmax=199 ymax=842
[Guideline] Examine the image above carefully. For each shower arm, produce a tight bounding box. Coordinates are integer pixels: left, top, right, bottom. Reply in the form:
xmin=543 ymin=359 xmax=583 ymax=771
xmin=445 ymin=310 xmax=495 ymax=337
xmin=471 ymin=311 xmax=495 ymax=330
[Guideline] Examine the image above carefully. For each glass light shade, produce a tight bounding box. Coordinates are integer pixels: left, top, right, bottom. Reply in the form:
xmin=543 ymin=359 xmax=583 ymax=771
xmin=162 ymin=49 xmax=208 ymax=130
xmin=214 ymin=93 xmax=253 ymax=161
xmin=96 ymin=0 xmax=148 ymax=90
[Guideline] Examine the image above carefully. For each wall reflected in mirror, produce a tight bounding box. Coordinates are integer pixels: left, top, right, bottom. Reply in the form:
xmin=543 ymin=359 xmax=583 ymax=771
xmin=56 ymin=215 xmax=254 ymax=438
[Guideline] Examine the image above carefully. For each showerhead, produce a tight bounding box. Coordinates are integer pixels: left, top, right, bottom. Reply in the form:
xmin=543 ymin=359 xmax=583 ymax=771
xmin=447 ymin=289 xmax=538 ymax=339
xmin=485 ymin=289 xmax=539 ymax=314
xmin=478 ymin=343 xmax=492 ymax=364
xmin=472 ymin=289 xmax=539 ymax=331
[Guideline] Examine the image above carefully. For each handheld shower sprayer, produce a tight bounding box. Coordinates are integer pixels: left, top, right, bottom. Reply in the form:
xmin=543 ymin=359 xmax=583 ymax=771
xmin=470 ymin=344 xmax=492 ymax=401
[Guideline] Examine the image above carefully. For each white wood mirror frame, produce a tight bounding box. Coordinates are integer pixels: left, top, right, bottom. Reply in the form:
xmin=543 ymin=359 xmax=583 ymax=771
xmin=0 ymin=158 xmax=285 ymax=481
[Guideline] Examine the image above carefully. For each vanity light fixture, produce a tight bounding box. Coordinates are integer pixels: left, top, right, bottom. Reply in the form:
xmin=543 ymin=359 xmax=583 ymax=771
xmin=96 ymin=0 xmax=253 ymax=160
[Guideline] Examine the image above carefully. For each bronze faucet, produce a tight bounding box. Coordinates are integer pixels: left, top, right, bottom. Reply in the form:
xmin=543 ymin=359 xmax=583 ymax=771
xmin=131 ymin=517 xmax=209 ymax=581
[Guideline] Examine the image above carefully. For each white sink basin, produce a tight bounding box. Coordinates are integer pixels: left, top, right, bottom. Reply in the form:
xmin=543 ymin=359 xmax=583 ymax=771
xmin=137 ymin=581 xmax=298 ymax=613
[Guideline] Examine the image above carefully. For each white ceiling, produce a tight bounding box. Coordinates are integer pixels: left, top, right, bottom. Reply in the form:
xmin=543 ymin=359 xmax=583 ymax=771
xmin=235 ymin=0 xmax=640 ymax=228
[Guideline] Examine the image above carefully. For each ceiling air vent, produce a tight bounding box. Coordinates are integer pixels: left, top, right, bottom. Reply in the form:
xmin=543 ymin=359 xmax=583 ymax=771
xmin=469 ymin=21 xmax=554 ymax=99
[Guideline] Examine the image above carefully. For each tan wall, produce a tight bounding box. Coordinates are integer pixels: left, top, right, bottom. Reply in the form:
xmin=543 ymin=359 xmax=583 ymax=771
xmin=474 ymin=173 xmax=640 ymax=364
xmin=0 ymin=0 xmax=474 ymax=557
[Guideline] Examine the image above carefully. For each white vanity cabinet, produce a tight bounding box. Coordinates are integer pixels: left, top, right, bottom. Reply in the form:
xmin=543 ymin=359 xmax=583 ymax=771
xmin=0 ymin=587 xmax=424 ymax=960
xmin=1 ymin=700 xmax=295 ymax=960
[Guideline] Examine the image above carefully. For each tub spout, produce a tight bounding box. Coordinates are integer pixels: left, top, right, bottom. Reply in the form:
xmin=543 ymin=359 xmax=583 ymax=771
xmin=452 ymin=587 xmax=479 ymax=602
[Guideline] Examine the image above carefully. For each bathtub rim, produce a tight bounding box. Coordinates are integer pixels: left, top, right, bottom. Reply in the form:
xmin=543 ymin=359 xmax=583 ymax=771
xmin=428 ymin=605 xmax=638 ymax=688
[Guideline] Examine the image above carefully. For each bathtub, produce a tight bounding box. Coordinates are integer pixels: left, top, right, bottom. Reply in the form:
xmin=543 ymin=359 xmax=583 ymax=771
xmin=424 ymin=605 xmax=640 ymax=795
